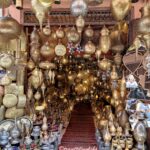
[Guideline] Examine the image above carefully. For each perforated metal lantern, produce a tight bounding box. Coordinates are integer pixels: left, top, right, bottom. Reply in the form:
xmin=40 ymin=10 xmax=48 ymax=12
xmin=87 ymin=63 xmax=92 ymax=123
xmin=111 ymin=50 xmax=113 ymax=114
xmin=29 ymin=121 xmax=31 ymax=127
xmin=0 ymin=14 xmax=21 ymax=41
xmin=71 ymin=0 xmax=88 ymax=16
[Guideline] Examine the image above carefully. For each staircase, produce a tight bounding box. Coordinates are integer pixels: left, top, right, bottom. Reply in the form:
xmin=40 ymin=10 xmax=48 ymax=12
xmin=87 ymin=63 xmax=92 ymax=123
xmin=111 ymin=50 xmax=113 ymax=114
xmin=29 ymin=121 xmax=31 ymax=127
xmin=59 ymin=102 xmax=98 ymax=149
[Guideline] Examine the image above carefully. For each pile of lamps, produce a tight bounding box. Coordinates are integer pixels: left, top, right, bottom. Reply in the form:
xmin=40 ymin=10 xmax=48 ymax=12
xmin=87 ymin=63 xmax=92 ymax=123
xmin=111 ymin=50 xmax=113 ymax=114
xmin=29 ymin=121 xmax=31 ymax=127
xmin=0 ymin=9 xmax=27 ymax=120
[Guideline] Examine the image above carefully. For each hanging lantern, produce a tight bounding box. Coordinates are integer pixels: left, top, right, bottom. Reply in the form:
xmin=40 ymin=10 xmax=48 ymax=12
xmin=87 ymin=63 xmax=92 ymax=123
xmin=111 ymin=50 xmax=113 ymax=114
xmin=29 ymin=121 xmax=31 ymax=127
xmin=27 ymin=59 xmax=35 ymax=71
xmin=111 ymin=0 xmax=131 ymax=21
xmin=31 ymin=0 xmax=49 ymax=30
xmin=110 ymin=65 xmax=119 ymax=81
xmin=30 ymin=49 xmax=40 ymax=63
xmin=0 ymin=53 xmax=14 ymax=69
xmin=84 ymin=40 xmax=96 ymax=55
xmin=71 ymin=0 xmax=88 ymax=17
xmin=67 ymin=27 xmax=80 ymax=44
xmin=137 ymin=3 xmax=150 ymax=34
xmin=76 ymin=15 xmax=85 ymax=33
xmin=110 ymin=29 xmax=124 ymax=53
xmin=43 ymin=20 xmax=51 ymax=36
xmin=0 ymin=14 xmax=22 ymax=41
xmin=137 ymin=17 xmax=150 ymax=35
xmin=84 ymin=25 xmax=94 ymax=39
xmin=30 ymin=27 xmax=40 ymax=42
xmin=98 ymin=57 xmax=111 ymax=71
xmin=56 ymin=26 xmax=65 ymax=39
xmin=99 ymin=26 xmax=111 ymax=54
xmin=30 ymin=68 xmax=43 ymax=89
xmin=40 ymin=42 xmax=55 ymax=57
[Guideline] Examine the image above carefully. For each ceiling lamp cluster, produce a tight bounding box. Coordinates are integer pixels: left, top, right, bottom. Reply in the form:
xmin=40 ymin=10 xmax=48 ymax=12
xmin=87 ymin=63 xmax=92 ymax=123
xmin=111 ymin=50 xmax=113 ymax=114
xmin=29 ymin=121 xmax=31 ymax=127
xmin=111 ymin=0 xmax=132 ymax=21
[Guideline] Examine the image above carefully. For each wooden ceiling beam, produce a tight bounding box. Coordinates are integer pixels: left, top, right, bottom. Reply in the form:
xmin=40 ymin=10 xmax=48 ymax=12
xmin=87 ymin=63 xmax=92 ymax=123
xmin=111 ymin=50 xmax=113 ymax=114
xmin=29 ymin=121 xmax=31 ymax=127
xmin=22 ymin=7 xmax=134 ymax=27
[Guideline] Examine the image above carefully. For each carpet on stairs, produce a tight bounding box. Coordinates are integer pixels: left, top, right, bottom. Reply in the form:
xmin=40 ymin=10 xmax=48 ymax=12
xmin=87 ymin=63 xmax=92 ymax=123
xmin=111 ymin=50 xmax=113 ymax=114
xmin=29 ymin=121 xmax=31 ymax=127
xmin=59 ymin=102 xmax=98 ymax=149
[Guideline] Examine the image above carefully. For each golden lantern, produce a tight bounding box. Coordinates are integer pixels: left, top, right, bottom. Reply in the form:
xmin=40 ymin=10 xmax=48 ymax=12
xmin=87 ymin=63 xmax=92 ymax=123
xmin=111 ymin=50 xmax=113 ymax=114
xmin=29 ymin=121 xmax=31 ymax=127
xmin=43 ymin=20 xmax=51 ymax=36
xmin=76 ymin=15 xmax=85 ymax=33
xmin=137 ymin=3 xmax=150 ymax=34
xmin=110 ymin=29 xmax=124 ymax=53
xmin=99 ymin=26 xmax=111 ymax=54
xmin=110 ymin=65 xmax=119 ymax=81
xmin=98 ymin=57 xmax=111 ymax=71
xmin=40 ymin=42 xmax=55 ymax=57
xmin=67 ymin=27 xmax=80 ymax=44
xmin=0 ymin=14 xmax=21 ymax=41
xmin=84 ymin=40 xmax=96 ymax=55
xmin=56 ymin=26 xmax=65 ymax=39
xmin=27 ymin=59 xmax=35 ymax=71
xmin=84 ymin=25 xmax=94 ymax=38
xmin=31 ymin=0 xmax=50 ymax=29
xmin=111 ymin=0 xmax=131 ymax=21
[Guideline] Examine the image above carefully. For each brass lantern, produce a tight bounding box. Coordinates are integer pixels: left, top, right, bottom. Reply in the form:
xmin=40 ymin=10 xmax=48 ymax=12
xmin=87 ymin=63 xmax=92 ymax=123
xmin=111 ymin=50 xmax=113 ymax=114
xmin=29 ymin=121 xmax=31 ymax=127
xmin=76 ymin=15 xmax=85 ymax=33
xmin=137 ymin=3 xmax=150 ymax=34
xmin=98 ymin=57 xmax=111 ymax=71
xmin=111 ymin=0 xmax=131 ymax=21
xmin=99 ymin=26 xmax=111 ymax=54
xmin=31 ymin=0 xmax=50 ymax=29
xmin=84 ymin=40 xmax=96 ymax=55
xmin=67 ymin=27 xmax=80 ymax=44
xmin=0 ymin=14 xmax=21 ymax=41
xmin=84 ymin=25 xmax=94 ymax=39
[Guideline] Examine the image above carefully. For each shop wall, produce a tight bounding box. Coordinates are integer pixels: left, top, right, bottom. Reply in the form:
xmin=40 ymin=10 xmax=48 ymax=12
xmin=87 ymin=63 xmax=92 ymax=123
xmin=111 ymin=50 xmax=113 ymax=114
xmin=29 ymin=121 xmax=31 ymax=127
xmin=3 ymin=0 xmax=144 ymax=24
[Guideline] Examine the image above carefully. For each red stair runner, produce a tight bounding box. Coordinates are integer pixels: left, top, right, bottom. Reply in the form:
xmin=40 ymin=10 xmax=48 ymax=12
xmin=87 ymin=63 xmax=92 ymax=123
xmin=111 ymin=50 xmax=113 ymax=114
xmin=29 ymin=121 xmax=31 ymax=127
xmin=59 ymin=102 xmax=98 ymax=149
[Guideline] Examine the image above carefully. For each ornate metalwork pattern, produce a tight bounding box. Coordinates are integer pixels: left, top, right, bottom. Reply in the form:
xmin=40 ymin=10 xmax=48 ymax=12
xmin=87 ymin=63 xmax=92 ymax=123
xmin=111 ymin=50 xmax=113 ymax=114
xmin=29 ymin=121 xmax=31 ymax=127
xmin=22 ymin=7 xmax=134 ymax=26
